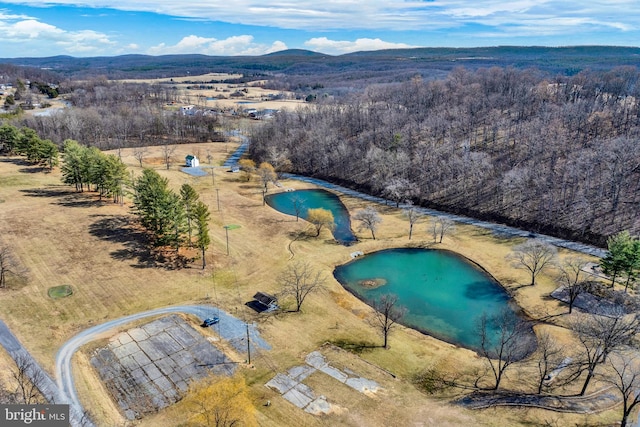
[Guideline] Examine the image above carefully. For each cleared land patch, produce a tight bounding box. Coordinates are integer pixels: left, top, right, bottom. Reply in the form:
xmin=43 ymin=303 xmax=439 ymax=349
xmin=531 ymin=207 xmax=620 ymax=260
xmin=266 ymin=349 xmax=381 ymax=415
xmin=90 ymin=315 xmax=235 ymax=420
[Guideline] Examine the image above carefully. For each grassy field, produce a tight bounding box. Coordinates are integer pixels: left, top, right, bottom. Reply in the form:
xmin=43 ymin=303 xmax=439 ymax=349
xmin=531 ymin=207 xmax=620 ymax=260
xmin=0 ymin=140 xmax=618 ymax=426
xmin=118 ymin=72 xmax=307 ymax=112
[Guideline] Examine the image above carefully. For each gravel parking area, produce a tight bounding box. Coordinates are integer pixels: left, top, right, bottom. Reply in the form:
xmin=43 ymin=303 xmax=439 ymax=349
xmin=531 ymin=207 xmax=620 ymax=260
xmin=90 ymin=314 xmax=235 ymax=420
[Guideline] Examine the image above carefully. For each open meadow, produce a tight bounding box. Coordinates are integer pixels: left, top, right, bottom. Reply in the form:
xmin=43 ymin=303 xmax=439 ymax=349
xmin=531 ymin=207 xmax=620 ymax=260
xmin=120 ymin=73 xmax=307 ymax=112
xmin=0 ymin=138 xmax=618 ymax=426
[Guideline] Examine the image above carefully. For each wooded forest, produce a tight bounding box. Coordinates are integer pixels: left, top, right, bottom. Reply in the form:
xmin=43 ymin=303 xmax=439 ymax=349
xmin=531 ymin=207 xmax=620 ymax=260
xmin=8 ymin=79 xmax=224 ymax=149
xmin=3 ymin=49 xmax=640 ymax=247
xmin=250 ymin=66 xmax=640 ymax=246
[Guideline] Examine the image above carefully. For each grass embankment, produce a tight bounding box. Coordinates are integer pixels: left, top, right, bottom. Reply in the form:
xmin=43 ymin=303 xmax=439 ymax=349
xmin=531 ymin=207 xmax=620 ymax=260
xmin=0 ymin=143 xmax=616 ymax=426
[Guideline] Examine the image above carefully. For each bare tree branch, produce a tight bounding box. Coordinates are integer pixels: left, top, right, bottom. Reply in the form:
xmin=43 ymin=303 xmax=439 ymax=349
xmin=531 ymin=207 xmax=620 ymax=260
xmin=368 ymin=294 xmax=407 ymax=349
xmin=278 ymin=261 xmax=326 ymax=312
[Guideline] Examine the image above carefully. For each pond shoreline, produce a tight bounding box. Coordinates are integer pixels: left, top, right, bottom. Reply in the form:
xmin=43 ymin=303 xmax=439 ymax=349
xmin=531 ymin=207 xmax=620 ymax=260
xmin=333 ymin=247 xmax=537 ymax=359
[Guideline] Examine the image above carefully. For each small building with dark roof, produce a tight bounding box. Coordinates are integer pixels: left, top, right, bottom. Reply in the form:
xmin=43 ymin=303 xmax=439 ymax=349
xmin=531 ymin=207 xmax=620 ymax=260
xmin=248 ymin=292 xmax=278 ymax=312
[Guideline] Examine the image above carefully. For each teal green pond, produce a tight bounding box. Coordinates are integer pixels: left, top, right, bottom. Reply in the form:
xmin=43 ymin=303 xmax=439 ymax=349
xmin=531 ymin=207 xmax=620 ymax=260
xmin=333 ymin=248 xmax=533 ymax=352
xmin=265 ymin=189 xmax=357 ymax=245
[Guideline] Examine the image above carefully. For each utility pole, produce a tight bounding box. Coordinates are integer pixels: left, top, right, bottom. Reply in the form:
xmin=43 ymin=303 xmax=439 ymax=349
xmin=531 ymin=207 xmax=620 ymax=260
xmin=246 ymin=323 xmax=251 ymax=364
xmin=216 ymin=188 xmax=220 ymax=212
xmin=224 ymin=226 xmax=229 ymax=255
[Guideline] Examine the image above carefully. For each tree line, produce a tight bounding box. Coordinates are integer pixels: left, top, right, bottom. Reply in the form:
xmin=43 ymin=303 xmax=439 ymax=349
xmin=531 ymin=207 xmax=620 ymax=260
xmin=0 ymin=123 xmax=58 ymax=169
xmin=61 ymin=139 xmax=129 ymax=203
xmin=9 ymin=78 xmax=225 ymax=150
xmin=1 ymin=120 xmax=212 ymax=268
xmin=250 ymin=66 xmax=640 ymax=247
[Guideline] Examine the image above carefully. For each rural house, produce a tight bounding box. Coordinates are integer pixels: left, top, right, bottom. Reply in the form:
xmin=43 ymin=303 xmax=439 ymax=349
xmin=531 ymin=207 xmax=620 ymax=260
xmin=185 ymin=155 xmax=199 ymax=167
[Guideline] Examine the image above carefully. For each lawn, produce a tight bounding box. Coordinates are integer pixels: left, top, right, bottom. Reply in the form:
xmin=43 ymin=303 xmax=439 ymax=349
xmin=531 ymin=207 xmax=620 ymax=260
xmin=0 ymin=139 xmax=617 ymax=426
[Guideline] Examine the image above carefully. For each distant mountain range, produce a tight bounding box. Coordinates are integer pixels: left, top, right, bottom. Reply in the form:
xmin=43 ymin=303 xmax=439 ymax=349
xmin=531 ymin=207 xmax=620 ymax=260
xmin=1 ymin=46 xmax=639 ymax=83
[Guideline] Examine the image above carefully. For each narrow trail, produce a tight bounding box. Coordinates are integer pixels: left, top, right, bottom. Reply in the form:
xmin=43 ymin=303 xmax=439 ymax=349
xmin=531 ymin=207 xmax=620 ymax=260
xmin=281 ymin=173 xmax=606 ymax=258
xmin=456 ymin=388 xmax=620 ymax=414
xmin=227 ymin=135 xmax=604 ymax=258
xmin=0 ymin=133 xmax=609 ymax=427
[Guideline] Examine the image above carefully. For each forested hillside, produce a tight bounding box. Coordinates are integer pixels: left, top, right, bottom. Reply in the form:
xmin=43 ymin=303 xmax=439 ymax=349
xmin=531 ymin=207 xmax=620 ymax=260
xmin=250 ymin=66 xmax=640 ymax=246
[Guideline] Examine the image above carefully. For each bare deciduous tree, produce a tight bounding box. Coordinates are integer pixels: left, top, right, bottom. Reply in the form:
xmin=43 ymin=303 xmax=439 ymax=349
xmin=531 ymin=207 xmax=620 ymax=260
xmin=368 ymin=294 xmax=407 ymax=349
xmin=291 ymin=195 xmax=306 ymax=222
xmin=507 ymin=240 xmax=558 ymax=286
xmin=257 ymin=162 xmax=276 ymax=192
xmin=476 ymin=309 xmax=535 ymax=390
xmin=278 ymin=261 xmax=326 ymax=312
xmin=11 ymin=353 xmax=45 ymax=404
xmin=354 ymin=206 xmax=382 ymax=240
xmin=601 ymin=351 xmax=640 ymax=427
xmin=557 ymin=256 xmax=588 ymax=313
xmin=383 ymin=177 xmax=419 ymax=207
xmin=532 ymin=331 xmax=565 ymax=394
xmin=403 ymin=203 xmax=422 ymax=240
xmin=162 ymin=143 xmax=176 ymax=170
xmin=430 ymin=217 xmax=455 ymax=243
xmin=571 ymin=311 xmax=640 ymax=395
xmin=132 ymin=146 xmax=148 ymax=167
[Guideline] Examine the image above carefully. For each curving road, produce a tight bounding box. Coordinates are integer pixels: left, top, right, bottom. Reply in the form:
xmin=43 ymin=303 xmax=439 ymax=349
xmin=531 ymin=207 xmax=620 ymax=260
xmin=55 ymin=304 xmax=269 ymax=426
xmin=224 ymin=133 xmax=605 ymax=258
xmin=0 ymin=319 xmax=92 ymax=426
xmin=0 ymin=132 xmax=608 ymax=426
xmin=282 ymin=173 xmax=606 ymax=258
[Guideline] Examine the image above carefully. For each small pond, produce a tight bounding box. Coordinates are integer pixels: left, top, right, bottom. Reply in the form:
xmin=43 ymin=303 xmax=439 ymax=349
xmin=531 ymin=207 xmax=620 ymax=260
xmin=265 ymin=189 xmax=357 ymax=245
xmin=333 ymin=248 xmax=534 ymax=353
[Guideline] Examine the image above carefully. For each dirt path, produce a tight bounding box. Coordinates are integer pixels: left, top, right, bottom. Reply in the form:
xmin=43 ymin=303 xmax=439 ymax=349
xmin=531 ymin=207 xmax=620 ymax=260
xmin=281 ymin=173 xmax=606 ymax=258
xmin=456 ymin=388 xmax=619 ymax=413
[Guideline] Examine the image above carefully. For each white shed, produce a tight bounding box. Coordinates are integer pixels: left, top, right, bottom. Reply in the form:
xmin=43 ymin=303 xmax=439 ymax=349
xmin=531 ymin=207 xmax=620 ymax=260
xmin=185 ymin=155 xmax=199 ymax=167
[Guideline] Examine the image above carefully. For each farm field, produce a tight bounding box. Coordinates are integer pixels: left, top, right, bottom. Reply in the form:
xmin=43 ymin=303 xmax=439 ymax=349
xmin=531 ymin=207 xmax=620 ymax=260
xmin=121 ymin=73 xmax=307 ymax=112
xmin=0 ymin=139 xmax=616 ymax=426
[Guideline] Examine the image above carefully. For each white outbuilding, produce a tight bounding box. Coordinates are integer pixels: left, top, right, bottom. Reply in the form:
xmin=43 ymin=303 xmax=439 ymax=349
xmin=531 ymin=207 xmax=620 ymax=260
xmin=185 ymin=155 xmax=199 ymax=167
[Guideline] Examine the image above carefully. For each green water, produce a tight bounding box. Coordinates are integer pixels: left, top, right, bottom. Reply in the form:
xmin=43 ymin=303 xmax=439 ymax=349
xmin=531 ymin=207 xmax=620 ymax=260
xmin=333 ymin=248 xmax=532 ymax=352
xmin=265 ymin=189 xmax=357 ymax=245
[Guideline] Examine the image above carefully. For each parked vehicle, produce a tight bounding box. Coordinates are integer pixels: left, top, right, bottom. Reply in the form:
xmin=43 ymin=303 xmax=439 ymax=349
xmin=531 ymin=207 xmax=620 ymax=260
xmin=201 ymin=317 xmax=219 ymax=327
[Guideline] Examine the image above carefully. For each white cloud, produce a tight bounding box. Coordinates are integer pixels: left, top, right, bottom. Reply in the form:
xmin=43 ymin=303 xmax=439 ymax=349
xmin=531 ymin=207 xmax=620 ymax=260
xmin=0 ymin=1 xmax=639 ymax=57
xmin=4 ymin=0 xmax=639 ymax=35
xmin=0 ymin=9 xmax=31 ymax=20
xmin=7 ymin=19 xmax=63 ymax=38
xmin=266 ymin=40 xmax=288 ymax=54
xmin=305 ymin=37 xmax=419 ymax=54
xmin=148 ymin=35 xmax=288 ymax=56
xmin=0 ymin=11 xmax=115 ymax=54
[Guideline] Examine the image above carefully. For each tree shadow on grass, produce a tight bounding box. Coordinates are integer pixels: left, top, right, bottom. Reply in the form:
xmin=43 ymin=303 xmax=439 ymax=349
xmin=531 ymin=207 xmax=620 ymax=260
xmin=88 ymin=214 xmax=158 ymax=268
xmin=329 ymin=338 xmax=378 ymax=354
xmin=0 ymin=157 xmax=36 ymax=169
xmin=20 ymin=186 xmax=104 ymax=208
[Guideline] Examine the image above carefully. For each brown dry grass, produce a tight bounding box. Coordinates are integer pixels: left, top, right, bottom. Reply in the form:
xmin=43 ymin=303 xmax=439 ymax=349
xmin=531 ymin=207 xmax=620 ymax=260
xmin=0 ymin=141 xmax=619 ymax=426
xmin=117 ymin=73 xmax=243 ymax=84
xmin=120 ymin=72 xmax=308 ymax=111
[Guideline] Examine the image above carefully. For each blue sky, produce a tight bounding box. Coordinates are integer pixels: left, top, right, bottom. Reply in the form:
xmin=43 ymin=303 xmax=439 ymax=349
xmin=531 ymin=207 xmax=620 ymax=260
xmin=0 ymin=1 xmax=639 ymax=57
